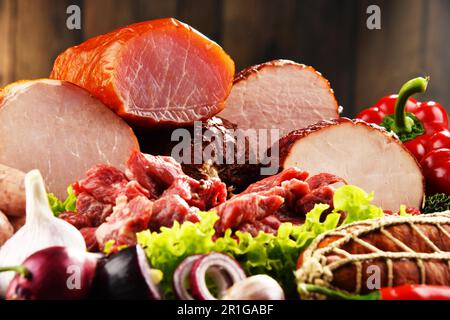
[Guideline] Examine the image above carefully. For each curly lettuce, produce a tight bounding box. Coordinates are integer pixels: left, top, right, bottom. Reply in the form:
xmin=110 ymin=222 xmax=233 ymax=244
xmin=334 ymin=185 xmax=384 ymax=224
xmin=48 ymin=185 xmax=77 ymax=216
xmin=422 ymin=193 xmax=450 ymax=214
xmin=137 ymin=185 xmax=384 ymax=298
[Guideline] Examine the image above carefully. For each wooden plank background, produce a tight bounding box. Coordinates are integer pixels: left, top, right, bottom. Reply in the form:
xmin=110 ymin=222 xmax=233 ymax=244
xmin=0 ymin=0 xmax=449 ymax=116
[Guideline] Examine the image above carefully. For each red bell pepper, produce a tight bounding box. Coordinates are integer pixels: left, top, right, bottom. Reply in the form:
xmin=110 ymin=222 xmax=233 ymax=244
xmin=356 ymin=77 xmax=449 ymax=162
xmin=426 ymin=130 xmax=450 ymax=154
xmin=420 ymin=148 xmax=450 ymax=195
xmin=301 ymin=284 xmax=450 ymax=300
xmin=356 ymin=77 xmax=450 ymax=195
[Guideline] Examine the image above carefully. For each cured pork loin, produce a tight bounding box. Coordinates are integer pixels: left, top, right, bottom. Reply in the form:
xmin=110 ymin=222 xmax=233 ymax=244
xmin=277 ymin=118 xmax=424 ymax=211
xmin=296 ymin=212 xmax=450 ymax=299
xmin=218 ymin=60 xmax=340 ymax=138
xmin=0 ymin=79 xmax=139 ymax=199
xmin=51 ymin=18 xmax=235 ymax=127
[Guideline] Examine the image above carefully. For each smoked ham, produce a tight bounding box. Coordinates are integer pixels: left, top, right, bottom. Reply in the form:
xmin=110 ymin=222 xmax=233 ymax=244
xmin=50 ymin=18 xmax=235 ymax=127
xmin=218 ymin=60 xmax=340 ymax=138
xmin=276 ymin=118 xmax=424 ymax=211
xmin=0 ymin=79 xmax=139 ymax=199
xmin=137 ymin=117 xmax=262 ymax=192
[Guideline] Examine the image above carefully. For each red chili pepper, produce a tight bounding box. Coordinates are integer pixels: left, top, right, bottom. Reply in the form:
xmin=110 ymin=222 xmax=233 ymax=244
xmin=301 ymin=284 xmax=450 ymax=300
xmin=356 ymin=77 xmax=449 ymax=163
xmin=379 ymin=285 xmax=450 ymax=300
xmin=420 ymin=148 xmax=450 ymax=195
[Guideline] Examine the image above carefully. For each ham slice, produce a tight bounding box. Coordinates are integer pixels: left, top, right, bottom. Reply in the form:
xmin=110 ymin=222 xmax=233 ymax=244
xmin=218 ymin=60 xmax=340 ymax=138
xmin=277 ymin=118 xmax=424 ymax=211
xmin=0 ymin=79 xmax=139 ymax=199
xmin=50 ymin=18 xmax=235 ymax=127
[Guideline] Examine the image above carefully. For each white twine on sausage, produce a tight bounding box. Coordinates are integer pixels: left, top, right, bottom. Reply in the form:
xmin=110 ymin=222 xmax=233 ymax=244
xmin=295 ymin=211 xmax=450 ymax=299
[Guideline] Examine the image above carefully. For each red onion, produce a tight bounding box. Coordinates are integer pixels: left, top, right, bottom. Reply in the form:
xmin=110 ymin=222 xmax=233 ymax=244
xmin=173 ymin=254 xmax=203 ymax=300
xmin=189 ymin=253 xmax=246 ymax=300
xmin=3 ymin=246 xmax=98 ymax=300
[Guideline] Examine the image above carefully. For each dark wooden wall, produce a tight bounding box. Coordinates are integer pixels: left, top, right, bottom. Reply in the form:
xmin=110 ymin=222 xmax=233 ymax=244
xmin=0 ymin=0 xmax=449 ymax=116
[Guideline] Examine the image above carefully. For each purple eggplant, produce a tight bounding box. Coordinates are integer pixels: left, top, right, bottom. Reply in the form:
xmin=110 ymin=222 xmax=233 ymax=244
xmin=91 ymin=245 xmax=162 ymax=300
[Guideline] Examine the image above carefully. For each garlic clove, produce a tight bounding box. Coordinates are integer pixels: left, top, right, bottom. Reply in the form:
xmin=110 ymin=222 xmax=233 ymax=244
xmin=221 ymin=274 xmax=285 ymax=300
xmin=0 ymin=170 xmax=86 ymax=297
xmin=25 ymin=169 xmax=56 ymax=222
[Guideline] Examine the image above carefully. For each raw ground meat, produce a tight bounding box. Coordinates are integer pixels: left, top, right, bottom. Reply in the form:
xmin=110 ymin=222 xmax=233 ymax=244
xmin=70 ymin=164 xmax=150 ymax=227
xmin=60 ymin=151 xmax=350 ymax=250
xmin=61 ymin=151 xmax=228 ymax=250
xmin=216 ymin=192 xmax=284 ymax=233
xmin=161 ymin=175 xmax=227 ymax=211
xmin=95 ymin=195 xmax=153 ymax=250
xmin=239 ymin=215 xmax=283 ymax=235
xmin=149 ymin=195 xmax=200 ymax=231
xmin=80 ymin=227 xmax=99 ymax=252
xmin=214 ymin=169 xmax=347 ymax=236
xmin=240 ymin=167 xmax=309 ymax=195
xmin=59 ymin=211 xmax=91 ymax=230
xmin=126 ymin=151 xmax=185 ymax=198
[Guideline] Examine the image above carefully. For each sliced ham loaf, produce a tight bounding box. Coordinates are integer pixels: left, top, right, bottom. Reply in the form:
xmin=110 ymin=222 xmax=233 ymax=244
xmin=0 ymin=79 xmax=139 ymax=199
xmin=277 ymin=118 xmax=424 ymax=211
xmin=50 ymin=18 xmax=235 ymax=127
xmin=218 ymin=60 xmax=340 ymax=138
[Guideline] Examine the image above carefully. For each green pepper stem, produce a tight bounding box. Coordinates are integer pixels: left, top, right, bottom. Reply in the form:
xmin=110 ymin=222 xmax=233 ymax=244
xmin=299 ymin=284 xmax=381 ymax=300
xmin=394 ymin=76 xmax=429 ymax=133
xmin=0 ymin=266 xmax=31 ymax=279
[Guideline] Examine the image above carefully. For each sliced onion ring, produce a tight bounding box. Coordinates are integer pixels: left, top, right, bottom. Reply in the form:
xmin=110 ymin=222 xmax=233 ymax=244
xmin=173 ymin=255 xmax=203 ymax=300
xmin=189 ymin=253 xmax=246 ymax=300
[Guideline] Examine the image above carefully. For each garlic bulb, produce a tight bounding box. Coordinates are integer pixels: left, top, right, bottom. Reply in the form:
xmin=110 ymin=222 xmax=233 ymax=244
xmin=221 ymin=275 xmax=285 ymax=300
xmin=0 ymin=170 xmax=85 ymax=296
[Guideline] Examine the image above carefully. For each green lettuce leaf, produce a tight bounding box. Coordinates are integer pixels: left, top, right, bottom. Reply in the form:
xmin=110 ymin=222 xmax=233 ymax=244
xmin=137 ymin=184 xmax=385 ymax=299
xmin=48 ymin=185 xmax=77 ymax=216
xmin=333 ymin=185 xmax=384 ymax=224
